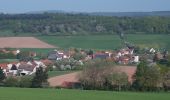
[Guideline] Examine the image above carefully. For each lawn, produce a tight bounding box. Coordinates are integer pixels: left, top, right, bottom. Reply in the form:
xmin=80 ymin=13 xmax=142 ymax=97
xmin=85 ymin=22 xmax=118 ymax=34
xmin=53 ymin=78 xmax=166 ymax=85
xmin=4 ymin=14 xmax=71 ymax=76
xmin=38 ymin=34 xmax=170 ymax=50
xmin=0 ymin=87 xmax=170 ymax=100
xmin=48 ymin=71 xmax=76 ymax=78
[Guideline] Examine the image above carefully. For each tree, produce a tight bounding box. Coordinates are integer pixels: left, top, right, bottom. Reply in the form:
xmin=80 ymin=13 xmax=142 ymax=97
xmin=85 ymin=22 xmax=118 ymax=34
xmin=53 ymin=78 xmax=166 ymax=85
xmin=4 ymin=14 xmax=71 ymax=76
xmin=79 ymin=59 xmax=130 ymax=91
xmin=0 ymin=68 xmax=5 ymax=83
xmin=72 ymin=52 xmax=86 ymax=61
xmin=132 ymin=61 xmax=162 ymax=91
xmin=107 ymin=72 xmax=129 ymax=91
xmin=31 ymin=67 xmax=48 ymax=88
xmin=163 ymin=71 xmax=170 ymax=91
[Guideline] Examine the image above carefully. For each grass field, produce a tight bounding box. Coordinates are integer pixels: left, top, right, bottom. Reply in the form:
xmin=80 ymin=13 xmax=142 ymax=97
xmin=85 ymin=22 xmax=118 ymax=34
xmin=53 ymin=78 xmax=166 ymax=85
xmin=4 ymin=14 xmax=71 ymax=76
xmin=0 ymin=87 xmax=170 ymax=100
xmin=38 ymin=34 xmax=170 ymax=50
xmin=0 ymin=59 xmax=18 ymax=63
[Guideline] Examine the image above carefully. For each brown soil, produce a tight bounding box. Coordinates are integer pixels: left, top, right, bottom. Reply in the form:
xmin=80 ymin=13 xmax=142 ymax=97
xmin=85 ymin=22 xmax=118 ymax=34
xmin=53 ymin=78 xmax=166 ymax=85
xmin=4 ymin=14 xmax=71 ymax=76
xmin=114 ymin=66 xmax=137 ymax=83
xmin=48 ymin=72 xmax=80 ymax=87
xmin=0 ymin=37 xmax=55 ymax=48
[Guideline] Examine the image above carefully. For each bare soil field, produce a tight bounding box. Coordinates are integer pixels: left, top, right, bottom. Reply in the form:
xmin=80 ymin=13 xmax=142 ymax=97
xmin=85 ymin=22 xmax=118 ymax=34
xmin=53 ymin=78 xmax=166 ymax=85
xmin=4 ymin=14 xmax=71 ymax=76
xmin=48 ymin=66 xmax=136 ymax=87
xmin=0 ymin=37 xmax=55 ymax=48
xmin=48 ymin=72 xmax=80 ymax=87
xmin=114 ymin=66 xmax=136 ymax=83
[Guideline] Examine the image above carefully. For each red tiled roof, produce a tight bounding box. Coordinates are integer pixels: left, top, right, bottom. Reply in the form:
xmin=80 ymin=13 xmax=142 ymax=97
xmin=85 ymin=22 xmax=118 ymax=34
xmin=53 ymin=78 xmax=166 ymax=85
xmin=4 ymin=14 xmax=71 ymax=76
xmin=0 ymin=63 xmax=8 ymax=69
xmin=41 ymin=59 xmax=53 ymax=66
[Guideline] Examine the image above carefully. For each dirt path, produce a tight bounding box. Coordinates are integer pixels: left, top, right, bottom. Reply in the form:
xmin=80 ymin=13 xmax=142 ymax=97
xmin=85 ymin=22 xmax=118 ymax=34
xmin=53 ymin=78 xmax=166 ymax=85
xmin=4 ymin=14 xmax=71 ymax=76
xmin=0 ymin=37 xmax=55 ymax=48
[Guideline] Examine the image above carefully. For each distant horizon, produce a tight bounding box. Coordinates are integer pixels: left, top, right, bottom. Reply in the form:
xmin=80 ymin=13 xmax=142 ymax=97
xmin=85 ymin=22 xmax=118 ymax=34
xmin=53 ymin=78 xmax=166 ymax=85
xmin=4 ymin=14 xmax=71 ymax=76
xmin=0 ymin=0 xmax=169 ymax=14
xmin=1 ymin=10 xmax=170 ymax=14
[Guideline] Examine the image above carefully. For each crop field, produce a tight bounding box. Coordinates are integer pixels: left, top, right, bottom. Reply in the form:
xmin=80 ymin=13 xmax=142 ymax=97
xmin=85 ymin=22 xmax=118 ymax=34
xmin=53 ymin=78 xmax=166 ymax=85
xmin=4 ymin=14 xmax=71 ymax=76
xmin=0 ymin=37 xmax=55 ymax=48
xmin=38 ymin=34 xmax=170 ymax=50
xmin=0 ymin=87 xmax=170 ymax=100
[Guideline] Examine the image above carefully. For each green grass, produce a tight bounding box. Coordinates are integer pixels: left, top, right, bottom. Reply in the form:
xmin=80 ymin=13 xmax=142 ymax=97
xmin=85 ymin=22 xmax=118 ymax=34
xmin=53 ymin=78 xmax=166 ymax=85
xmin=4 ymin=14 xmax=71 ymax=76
xmin=37 ymin=35 xmax=122 ymax=50
xmin=0 ymin=87 xmax=170 ymax=100
xmin=0 ymin=59 xmax=18 ymax=63
xmin=20 ymin=48 xmax=55 ymax=54
xmin=38 ymin=34 xmax=170 ymax=50
xmin=48 ymin=71 xmax=76 ymax=77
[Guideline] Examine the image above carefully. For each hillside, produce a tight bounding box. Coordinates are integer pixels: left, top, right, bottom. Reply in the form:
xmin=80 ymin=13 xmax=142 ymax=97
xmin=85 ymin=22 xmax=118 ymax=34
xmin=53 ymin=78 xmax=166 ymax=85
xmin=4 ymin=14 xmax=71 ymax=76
xmin=89 ymin=11 xmax=170 ymax=17
xmin=0 ymin=12 xmax=170 ymax=36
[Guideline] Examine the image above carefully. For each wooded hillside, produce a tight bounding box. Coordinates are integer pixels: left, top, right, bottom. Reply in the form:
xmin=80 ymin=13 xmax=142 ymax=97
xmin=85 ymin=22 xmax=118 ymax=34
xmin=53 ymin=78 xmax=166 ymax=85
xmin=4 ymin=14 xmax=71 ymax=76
xmin=0 ymin=13 xmax=170 ymax=36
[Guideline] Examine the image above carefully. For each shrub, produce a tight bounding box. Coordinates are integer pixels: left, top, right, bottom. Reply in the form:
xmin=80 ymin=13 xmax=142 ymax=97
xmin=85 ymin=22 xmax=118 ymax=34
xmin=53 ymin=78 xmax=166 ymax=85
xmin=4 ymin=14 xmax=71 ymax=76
xmin=19 ymin=76 xmax=32 ymax=88
xmin=5 ymin=77 xmax=19 ymax=87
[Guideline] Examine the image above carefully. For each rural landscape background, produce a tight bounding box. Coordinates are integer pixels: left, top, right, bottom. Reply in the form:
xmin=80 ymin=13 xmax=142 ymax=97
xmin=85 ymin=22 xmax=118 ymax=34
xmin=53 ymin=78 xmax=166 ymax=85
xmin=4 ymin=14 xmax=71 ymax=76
xmin=0 ymin=0 xmax=170 ymax=100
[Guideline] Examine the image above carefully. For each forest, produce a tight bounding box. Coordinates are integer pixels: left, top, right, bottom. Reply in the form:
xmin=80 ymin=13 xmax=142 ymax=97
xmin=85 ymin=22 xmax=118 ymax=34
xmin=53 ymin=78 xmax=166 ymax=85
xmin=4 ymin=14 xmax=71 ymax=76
xmin=0 ymin=13 xmax=170 ymax=36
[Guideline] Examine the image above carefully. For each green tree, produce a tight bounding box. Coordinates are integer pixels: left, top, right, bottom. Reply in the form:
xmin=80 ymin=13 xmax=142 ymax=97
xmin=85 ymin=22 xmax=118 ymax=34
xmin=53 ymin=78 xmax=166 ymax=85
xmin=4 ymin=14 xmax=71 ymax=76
xmin=72 ymin=52 xmax=86 ymax=61
xmin=132 ymin=61 xmax=162 ymax=91
xmin=31 ymin=67 xmax=48 ymax=88
xmin=0 ymin=68 xmax=6 ymax=83
xmin=107 ymin=72 xmax=129 ymax=91
xmin=163 ymin=71 xmax=170 ymax=91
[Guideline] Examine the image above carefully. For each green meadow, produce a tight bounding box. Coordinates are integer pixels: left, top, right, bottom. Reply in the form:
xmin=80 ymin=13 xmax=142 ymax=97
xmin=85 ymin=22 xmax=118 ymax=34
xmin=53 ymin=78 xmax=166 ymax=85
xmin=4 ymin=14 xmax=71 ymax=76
xmin=0 ymin=87 xmax=169 ymax=100
xmin=38 ymin=34 xmax=170 ymax=50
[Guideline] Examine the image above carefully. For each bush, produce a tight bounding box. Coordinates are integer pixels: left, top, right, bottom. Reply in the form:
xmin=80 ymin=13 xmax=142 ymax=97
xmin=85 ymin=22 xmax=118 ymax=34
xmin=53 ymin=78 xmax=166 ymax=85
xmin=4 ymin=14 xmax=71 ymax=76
xmin=19 ymin=76 xmax=32 ymax=88
xmin=5 ymin=77 xmax=19 ymax=87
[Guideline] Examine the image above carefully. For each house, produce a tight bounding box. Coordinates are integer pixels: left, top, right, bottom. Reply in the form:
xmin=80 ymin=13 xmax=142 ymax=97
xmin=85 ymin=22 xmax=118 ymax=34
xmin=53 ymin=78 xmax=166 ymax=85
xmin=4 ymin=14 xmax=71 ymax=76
xmin=119 ymin=56 xmax=130 ymax=65
xmin=27 ymin=60 xmax=46 ymax=68
xmin=0 ymin=62 xmax=19 ymax=76
xmin=18 ymin=63 xmax=36 ymax=76
xmin=0 ymin=63 xmax=8 ymax=75
xmin=41 ymin=59 xmax=54 ymax=67
xmin=48 ymin=50 xmax=70 ymax=60
xmin=150 ymin=48 xmax=156 ymax=53
xmin=7 ymin=63 xmax=18 ymax=75
xmin=132 ymin=56 xmax=139 ymax=63
xmin=94 ymin=53 xmax=110 ymax=59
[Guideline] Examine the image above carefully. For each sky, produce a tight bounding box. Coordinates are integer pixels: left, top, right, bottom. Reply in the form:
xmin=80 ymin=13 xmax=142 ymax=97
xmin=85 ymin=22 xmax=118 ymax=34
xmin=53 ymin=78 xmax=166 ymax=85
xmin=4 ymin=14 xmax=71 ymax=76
xmin=0 ymin=0 xmax=169 ymax=13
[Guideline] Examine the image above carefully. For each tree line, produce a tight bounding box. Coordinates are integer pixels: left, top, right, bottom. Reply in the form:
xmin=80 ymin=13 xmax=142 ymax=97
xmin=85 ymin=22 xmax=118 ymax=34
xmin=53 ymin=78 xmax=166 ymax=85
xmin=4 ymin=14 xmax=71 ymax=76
xmin=80 ymin=57 xmax=170 ymax=92
xmin=0 ymin=13 xmax=170 ymax=36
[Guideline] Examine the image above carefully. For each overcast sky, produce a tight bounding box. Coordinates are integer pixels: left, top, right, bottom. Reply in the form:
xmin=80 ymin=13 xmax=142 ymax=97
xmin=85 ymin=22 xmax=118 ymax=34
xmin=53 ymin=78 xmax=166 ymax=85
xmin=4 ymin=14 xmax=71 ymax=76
xmin=0 ymin=0 xmax=169 ymax=13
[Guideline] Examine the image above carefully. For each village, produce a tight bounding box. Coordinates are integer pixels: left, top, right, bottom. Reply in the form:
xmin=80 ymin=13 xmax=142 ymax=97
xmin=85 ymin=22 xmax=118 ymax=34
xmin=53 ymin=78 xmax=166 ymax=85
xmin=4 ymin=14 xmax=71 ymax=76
xmin=0 ymin=46 xmax=168 ymax=78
